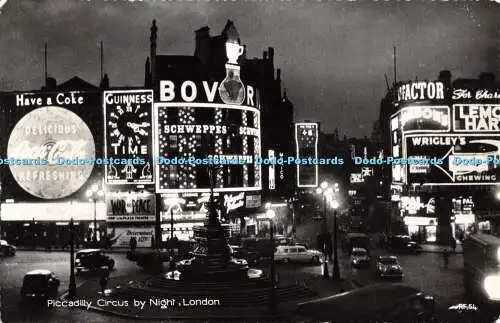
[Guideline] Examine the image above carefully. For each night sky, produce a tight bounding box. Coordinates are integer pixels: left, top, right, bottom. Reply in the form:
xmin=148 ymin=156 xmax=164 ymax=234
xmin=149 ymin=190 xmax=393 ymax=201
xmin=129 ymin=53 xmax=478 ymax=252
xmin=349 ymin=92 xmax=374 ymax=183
xmin=0 ymin=0 xmax=498 ymax=137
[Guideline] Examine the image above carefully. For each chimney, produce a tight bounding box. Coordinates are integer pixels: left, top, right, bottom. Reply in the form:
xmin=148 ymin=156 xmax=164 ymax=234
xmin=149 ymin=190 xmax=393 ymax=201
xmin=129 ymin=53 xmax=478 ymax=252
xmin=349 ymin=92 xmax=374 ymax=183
xmin=150 ymin=20 xmax=157 ymax=89
xmin=99 ymin=74 xmax=110 ymax=90
xmin=194 ymin=26 xmax=210 ymax=65
xmin=268 ymin=47 xmax=274 ymax=62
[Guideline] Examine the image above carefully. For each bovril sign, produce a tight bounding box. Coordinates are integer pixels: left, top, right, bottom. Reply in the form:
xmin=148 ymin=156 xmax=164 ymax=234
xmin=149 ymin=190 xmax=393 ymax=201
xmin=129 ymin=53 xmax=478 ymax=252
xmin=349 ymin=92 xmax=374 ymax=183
xmin=159 ymin=80 xmax=260 ymax=108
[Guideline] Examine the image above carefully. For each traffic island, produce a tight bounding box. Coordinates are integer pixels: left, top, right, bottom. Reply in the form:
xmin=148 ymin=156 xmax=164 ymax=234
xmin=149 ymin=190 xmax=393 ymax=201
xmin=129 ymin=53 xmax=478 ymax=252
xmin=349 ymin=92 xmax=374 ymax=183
xmin=59 ymin=272 xmax=351 ymax=320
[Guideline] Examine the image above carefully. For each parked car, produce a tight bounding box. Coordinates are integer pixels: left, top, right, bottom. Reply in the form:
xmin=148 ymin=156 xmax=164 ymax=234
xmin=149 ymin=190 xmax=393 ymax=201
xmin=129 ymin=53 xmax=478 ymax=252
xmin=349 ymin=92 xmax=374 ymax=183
xmin=274 ymin=245 xmax=322 ymax=264
xmin=376 ymin=256 xmax=404 ymax=280
xmin=350 ymin=247 xmax=370 ymax=268
xmin=0 ymin=240 xmax=16 ymax=257
xmin=230 ymin=245 xmax=260 ymax=265
xmin=21 ymin=270 xmax=60 ymax=301
xmin=295 ymin=284 xmax=435 ymax=322
xmin=386 ymin=235 xmax=423 ymax=254
xmin=75 ymin=249 xmax=115 ymax=274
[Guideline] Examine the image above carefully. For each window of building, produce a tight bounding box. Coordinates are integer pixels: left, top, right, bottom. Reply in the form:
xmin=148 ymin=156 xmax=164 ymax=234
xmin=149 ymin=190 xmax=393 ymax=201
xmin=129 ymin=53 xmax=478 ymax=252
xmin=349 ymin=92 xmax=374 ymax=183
xmin=229 ymin=165 xmax=243 ymax=187
xmin=169 ymin=135 xmax=178 ymax=149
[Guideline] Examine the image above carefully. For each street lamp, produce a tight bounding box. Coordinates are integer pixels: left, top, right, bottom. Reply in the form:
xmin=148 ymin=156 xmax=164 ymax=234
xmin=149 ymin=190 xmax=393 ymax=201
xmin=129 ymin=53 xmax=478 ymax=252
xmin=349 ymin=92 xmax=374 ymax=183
xmin=330 ymin=199 xmax=340 ymax=280
xmin=265 ymin=206 xmax=278 ymax=314
xmin=86 ymin=184 xmax=104 ymax=245
xmin=68 ymin=217 xmax=76 ymax=300
xmin=316 ymin=181 xmax=333 ymax=278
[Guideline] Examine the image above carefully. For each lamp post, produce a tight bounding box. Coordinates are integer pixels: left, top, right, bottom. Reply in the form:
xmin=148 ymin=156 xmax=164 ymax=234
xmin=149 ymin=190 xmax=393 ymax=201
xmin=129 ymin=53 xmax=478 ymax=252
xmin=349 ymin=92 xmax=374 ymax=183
xmin=316 ymin=181 xmax=333 ymax=278
xmin=331 ymin=197 xmax=340 ymax=280
xmin=86 ymin=184 xmax=104 ymax=245
xmin=68 ymin=217 xmax=76 ymax=300
xmin=265 ymin=206 xmax=277 ymax=314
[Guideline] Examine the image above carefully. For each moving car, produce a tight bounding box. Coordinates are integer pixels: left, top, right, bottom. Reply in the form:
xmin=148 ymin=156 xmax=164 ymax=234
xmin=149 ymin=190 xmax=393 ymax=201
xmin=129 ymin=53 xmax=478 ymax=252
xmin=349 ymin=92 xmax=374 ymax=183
xmin=385 ymin=235 xmax=423 ymax=254
xmin=274 ymin=245 xmax=322 ymax=264
xmin=295 ymin=284 xmax=435 ymax=322
xmin=21 ymin=270 xmax=60 ymax=301
xmin=0 ymin=239 xmax=16 ymax=256
xmin=230 ymin=245 xmax=260 ymax=265
xmin=350 ymin=247 xmax=370 ymax=268
xmin=376 ymin=256 xmax=404 ymax=280
xmin=75 ymin=249 xmax=115 ymax=274
xmin=342 ymin=232 xmax=370 ymax=255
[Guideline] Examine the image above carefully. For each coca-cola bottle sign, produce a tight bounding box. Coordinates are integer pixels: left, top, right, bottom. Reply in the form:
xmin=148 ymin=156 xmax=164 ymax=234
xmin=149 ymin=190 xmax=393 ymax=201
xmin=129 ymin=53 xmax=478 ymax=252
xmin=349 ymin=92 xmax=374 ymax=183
xmin=7 ymin=106 xmax=96 ymax=199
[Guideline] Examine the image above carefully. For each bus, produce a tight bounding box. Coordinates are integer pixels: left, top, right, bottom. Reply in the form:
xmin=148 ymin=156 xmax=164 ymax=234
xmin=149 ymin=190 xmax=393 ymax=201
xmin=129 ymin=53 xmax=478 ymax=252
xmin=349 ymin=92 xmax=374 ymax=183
xmin=463 ymin=233 xmax=500 ymax=303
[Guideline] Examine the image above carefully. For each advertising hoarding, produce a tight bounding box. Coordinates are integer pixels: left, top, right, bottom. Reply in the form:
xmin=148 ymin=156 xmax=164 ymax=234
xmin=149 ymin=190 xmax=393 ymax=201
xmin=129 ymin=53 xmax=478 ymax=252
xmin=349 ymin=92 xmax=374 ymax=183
xmin=7 ymin=106 xmax=95 ymax=199
xmin=295 ymin=123 xmax=318 ymax=187
xmin=400 ymin=106 xmax=450 ymax=133
xmin=453 ymin=104 xmax=500 ymax=132
xmin=107 ymin=227 xmax=154 ymax=248
xmin=103 ymin=90 xmax=154 ymax=184
xmin=405 ymin=134 xmax=500 ymax=185
xmin=106 ymin=192 xmax=156 ymax=222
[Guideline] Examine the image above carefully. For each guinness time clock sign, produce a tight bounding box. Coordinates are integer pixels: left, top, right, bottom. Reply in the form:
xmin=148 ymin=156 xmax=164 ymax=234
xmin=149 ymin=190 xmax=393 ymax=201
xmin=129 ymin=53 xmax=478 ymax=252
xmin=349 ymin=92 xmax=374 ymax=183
xmin=104 ymin=90 xmax=154 ymax=184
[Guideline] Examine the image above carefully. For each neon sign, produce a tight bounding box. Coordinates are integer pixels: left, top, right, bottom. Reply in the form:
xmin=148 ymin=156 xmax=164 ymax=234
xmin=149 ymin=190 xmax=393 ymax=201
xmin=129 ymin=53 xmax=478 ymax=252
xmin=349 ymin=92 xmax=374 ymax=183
xmin=396 ymin=81 xmax=445 ymax=102
xmin=224 ymin=192 xmax=245 ymax=213
xmin=7 ymin=106 xmax=95 ymax=199
xmin=454 ymin=105 xmax=500 ymax=132
xmin=400 ymin=106 xmax=450 ymax=132
xmin=295 ymin=123 xmax=318 ymax=188
xmin=104 ymin=90 xmax=154 ymax=185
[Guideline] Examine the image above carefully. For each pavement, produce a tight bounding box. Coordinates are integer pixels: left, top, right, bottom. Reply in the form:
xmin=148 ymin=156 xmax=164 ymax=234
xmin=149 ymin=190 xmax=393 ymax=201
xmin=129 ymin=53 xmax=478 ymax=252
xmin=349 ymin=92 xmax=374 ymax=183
xmin=420 ymin=244 xmax=463 ymax=253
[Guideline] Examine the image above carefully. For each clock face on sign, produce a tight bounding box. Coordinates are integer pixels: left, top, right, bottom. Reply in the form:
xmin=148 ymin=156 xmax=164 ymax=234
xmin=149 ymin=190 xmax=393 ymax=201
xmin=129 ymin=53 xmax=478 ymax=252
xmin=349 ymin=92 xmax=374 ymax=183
xmin=108 ymin=105 xmax=150 ymax=147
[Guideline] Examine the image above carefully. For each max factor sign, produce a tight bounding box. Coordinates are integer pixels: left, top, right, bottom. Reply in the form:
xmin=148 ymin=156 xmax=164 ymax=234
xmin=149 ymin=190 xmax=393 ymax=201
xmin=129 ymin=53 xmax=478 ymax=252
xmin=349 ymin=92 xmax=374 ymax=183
xmin=396 ymin=81 xmax=445 ymax=102
xmin=15 ymin=93 xmax=85 ymax=107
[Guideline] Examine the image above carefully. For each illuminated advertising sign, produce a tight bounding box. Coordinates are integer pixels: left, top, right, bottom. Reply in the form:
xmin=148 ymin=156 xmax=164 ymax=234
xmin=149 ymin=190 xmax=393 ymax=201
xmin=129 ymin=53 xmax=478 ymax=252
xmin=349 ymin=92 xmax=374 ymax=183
xmin=106 ymin=192 xmax=156 ymax=222
xmin=401 ymin=196 xmax=436 ymax=215
xmin=154 ymin=101 xmax=261 ymax=193
xmin=405 ymin=134 xmax=500 ymax=185
xmin=396 ymin=81 xmax=445 ymax=103
xmin=245 ymin=194 xmax=261 ymax=208
xmin=162 ymin=193 xmax=217 ymax=219
xmin=107 ymin=227 xmax=154 ymax=248
xmin=453 ymin=105 xmax=500 ymax=132
xmin=224 ymin=192 xmax=245 ymax=213
xmin=295 ymin=123 xmax=318 ymax=187
xmin=400 ymin=106 xmax=450 ymax=133
xmin=390 ymin=112 xmax=405 ymax=183
xmin=268 ymin=150 xmax=275 ymax=190
xmin=7 ymin=106 xmax=95 ymax=199
xmin=103 ymin=90 xmax=154 ymax=184
xmin=452 ymin=88 xmax=500 ymax=101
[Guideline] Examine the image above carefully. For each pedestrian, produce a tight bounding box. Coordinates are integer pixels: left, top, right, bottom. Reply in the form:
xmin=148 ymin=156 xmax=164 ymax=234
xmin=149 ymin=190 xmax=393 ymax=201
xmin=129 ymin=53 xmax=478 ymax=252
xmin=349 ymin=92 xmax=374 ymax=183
xmin=443 ymin=249 xmax=449 ymax=269
xmin=99 ymin=268 xmax=109 ymax=294
xmin=129 ymin=237 xmax=137 ymax=252
xmin=451 ymin=238 xmax=457 ymax=253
